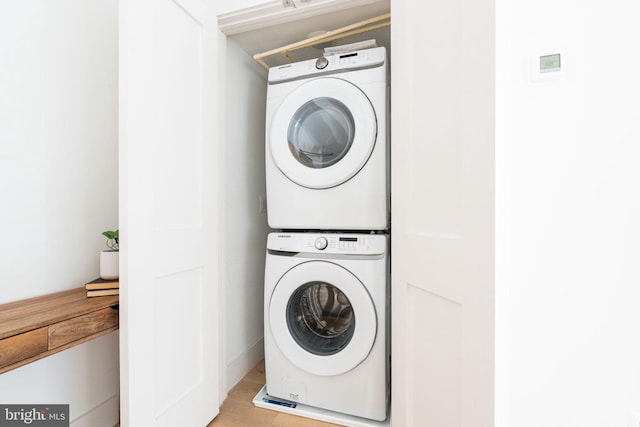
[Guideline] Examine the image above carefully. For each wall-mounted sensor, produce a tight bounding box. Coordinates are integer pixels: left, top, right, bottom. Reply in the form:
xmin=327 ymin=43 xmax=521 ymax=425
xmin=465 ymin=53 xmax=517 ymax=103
xmin=540 ymin=53 xmax=561 ymax=73
xmin=531 ymin=51 xmax=565 ymax=82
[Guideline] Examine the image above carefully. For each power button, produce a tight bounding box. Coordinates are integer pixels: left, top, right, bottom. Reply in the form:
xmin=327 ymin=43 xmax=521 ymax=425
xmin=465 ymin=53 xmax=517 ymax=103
xmin=314 ymin=236 xmax=328 ymax=250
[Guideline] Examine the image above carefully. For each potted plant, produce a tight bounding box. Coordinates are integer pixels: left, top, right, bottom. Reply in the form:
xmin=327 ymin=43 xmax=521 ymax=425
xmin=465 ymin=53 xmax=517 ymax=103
xmin=100 ymin=229 xmax=119 ymax=280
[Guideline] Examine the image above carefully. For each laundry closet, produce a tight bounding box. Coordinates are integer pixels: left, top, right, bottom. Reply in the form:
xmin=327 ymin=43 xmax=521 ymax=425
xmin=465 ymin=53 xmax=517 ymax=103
xmin=119 ymin=0 xmax=495 ymax=426
xmin=220 ymin=0 xmax=391 ymax=391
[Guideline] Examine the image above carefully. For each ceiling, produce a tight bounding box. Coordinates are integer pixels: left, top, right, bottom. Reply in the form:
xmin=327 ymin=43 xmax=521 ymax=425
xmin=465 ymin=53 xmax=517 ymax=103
xmin=226 ymin=1 xmax=390 ymax=69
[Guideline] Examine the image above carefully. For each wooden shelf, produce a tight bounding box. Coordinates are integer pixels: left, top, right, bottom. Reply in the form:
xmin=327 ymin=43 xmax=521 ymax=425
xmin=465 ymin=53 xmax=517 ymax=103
xmin=252 ymin=12 xmax=390 ymax=69
xmin=0 ymin=287 xmax=119 ymax=374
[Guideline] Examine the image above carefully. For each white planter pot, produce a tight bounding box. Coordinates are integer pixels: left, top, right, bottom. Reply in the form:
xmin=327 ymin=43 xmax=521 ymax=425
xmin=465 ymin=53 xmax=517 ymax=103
xmin=100 ymin=250 xmax=119 ymax=280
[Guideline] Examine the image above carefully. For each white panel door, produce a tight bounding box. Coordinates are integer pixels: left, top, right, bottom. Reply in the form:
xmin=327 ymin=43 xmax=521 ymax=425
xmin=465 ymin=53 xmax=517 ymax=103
xmin=390 ymin=0 xmax=495 ymax=426
xmin=119 ymin=0 xmax=219 ymax=426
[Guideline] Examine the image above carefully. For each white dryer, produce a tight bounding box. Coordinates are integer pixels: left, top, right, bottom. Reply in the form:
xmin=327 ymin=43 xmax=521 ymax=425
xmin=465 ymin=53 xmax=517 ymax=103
xmin=264 ymin=232 xmax=389 ymax=421
xmin=265 ymin=47 xmax=388 ymax=231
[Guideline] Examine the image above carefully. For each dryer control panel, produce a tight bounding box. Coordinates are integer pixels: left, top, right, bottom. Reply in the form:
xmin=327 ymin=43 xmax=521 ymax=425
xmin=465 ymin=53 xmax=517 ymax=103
xmin=268 ymin=47 xmax=386 ymax=84
xmin=267 ymin=232 xmax=387 ymax=256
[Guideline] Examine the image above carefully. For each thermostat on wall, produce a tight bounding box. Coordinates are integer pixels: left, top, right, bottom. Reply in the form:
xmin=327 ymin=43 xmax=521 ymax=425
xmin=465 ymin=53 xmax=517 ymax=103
xmin=532 ymin=51 xmax=565 ymax=82
xmin=540 ymin=53 xmax=561 ymax=73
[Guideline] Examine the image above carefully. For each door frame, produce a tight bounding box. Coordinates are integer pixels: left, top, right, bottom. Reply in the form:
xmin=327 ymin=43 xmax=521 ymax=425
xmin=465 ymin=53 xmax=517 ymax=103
xmin=213 ymin=0 xmax=391 ymax=403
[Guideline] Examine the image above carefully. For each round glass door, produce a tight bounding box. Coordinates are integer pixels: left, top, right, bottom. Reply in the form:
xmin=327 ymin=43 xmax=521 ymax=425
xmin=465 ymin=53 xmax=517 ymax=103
xmin=287 ymin=281 xmax=355 ymax=355
xmin=269 ymin=260 xmax=377 ymax=377
xmin=269 ymin=78 xmax=377 ymax=189
xmin=287 ymin=98 xmax=355 ymax=169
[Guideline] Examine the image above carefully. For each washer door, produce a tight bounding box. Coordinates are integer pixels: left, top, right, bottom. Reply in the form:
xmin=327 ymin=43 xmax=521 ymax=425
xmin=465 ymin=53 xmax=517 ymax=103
xmin=269 ymin=78 xmax=377 ymax=189
xmin=269 ymin=260 xmax=377 ymax=376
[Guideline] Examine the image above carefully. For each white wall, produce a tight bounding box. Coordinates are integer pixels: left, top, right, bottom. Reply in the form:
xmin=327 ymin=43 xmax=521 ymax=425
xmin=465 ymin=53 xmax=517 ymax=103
xmin=495 ymin=0 xmax=640 ymax=425
xmin=222 ymin=38 xmax=270 ymax=389
xmin=0 ymin=1 xmax=119 ymax=425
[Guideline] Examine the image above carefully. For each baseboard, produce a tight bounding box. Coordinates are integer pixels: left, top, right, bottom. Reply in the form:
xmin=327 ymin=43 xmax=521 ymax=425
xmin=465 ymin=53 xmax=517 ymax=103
xmin=71 ymin=394 xmax=119 ymax=427
xmin=226 ymin=337 xmax=264 ymax=392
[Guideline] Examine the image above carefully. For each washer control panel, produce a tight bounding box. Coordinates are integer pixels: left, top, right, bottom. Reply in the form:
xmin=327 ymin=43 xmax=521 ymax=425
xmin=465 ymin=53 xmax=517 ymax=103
xmin=267 ymin=232 xmax=387 ymax=256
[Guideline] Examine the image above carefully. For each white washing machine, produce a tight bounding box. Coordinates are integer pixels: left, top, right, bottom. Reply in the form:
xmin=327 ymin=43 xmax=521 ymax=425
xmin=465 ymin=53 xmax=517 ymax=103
xmin=264 ymin=232 xmax=389 ymax=421
xmin=265 ymin=47 xmax=389 ymax=231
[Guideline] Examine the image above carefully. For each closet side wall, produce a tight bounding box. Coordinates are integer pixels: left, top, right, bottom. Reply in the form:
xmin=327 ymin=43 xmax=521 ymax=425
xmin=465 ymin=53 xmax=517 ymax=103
xmin=223 ymin=38 xmax=270 ymax=390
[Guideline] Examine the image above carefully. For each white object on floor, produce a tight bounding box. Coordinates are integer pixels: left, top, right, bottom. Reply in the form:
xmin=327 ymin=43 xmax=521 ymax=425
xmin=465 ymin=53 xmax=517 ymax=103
xmin=253 ymin=385 xmax=390 ymax=427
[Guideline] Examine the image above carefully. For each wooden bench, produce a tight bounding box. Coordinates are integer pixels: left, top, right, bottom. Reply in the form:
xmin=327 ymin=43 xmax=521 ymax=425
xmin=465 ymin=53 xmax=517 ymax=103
xmin=0 ymin=287 xmax=119 ymax=374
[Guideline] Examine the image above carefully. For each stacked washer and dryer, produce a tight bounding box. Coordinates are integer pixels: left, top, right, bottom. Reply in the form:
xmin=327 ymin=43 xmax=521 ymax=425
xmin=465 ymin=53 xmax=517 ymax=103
xmin=262 ymin=46 xmax=390 ymax=423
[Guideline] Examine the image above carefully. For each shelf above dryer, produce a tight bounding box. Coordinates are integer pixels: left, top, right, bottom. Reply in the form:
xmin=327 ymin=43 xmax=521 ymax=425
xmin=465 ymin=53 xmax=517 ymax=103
xmin=253 ymin=12 xmax=390 ymax=69
xmin=219 ymin=0 xmax=390 ymax=69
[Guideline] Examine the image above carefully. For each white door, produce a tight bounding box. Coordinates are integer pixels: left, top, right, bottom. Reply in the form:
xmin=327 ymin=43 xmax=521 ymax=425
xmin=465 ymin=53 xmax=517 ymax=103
xmin=390 ymin=0 xmax=495 ymax=426
xmin=268 ymin=260 xmax=377 ymax=376
xmin=119 ymin=0 xmax=219 ymax=426
xmin=269 ymin=78 xmax=377 ymax=189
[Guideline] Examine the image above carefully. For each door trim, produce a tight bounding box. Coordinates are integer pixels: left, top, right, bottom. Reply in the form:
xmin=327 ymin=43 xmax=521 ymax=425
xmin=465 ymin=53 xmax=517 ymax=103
xmin=217 ymin=0 xmax=388 ymax=35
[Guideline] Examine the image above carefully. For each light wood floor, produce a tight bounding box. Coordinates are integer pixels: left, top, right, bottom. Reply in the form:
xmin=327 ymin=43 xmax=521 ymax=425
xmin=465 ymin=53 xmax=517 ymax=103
xmin=207 ymin=361 xmax=340 ymax=427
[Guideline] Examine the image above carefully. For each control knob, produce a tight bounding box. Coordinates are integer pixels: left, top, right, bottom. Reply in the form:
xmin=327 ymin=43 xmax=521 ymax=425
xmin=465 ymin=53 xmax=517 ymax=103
xmin=315 ymin=56 xmax=329 ymax=70
xmin=314 ymin=236 xmax=328 ymax=250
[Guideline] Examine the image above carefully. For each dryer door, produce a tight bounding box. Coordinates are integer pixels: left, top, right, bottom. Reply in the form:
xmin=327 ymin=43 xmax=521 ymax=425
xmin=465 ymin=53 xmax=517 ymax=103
xmin=269 ymin=260 xmax=377 ymax=376
xmin=269 ymin=77 xmax=377 ymax=189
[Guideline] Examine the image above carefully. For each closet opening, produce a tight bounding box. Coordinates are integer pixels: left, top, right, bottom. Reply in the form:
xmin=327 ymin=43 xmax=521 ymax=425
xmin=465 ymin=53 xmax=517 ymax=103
xmin=216 ymin=0 xmax=391 ymax=396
